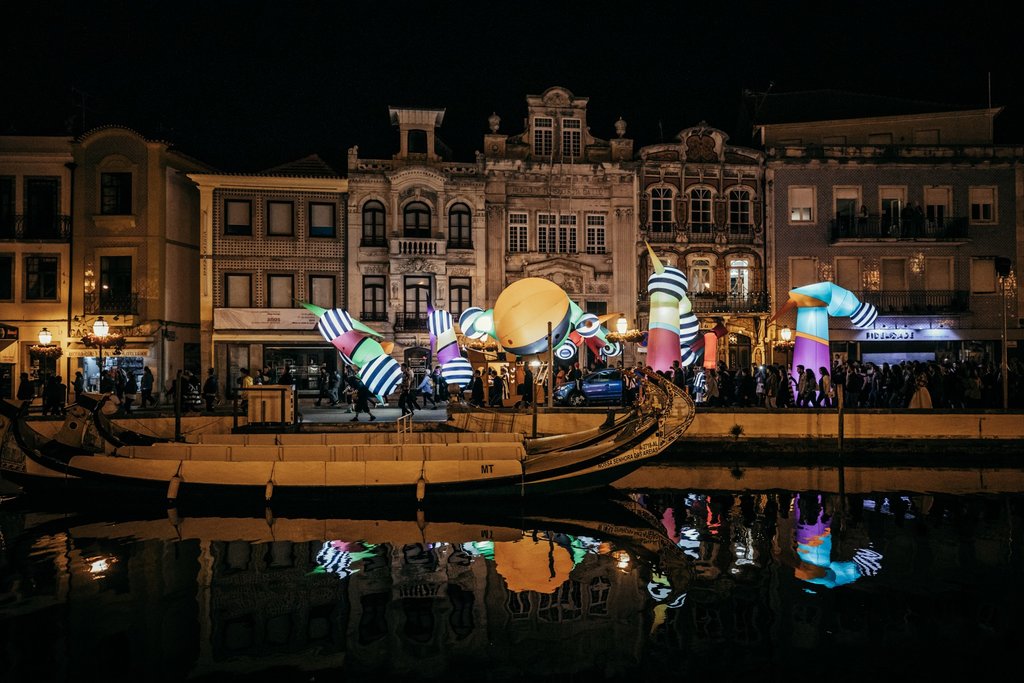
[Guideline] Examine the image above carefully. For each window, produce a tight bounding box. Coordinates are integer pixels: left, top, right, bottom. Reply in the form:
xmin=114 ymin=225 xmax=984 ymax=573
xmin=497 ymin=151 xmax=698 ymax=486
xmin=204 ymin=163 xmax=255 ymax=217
xmin=225 ymin=274 xmax=252 ymax=308
xmin=450 ymin=277 xmax=471 ymax=316
xmin=404 ymin=276 xmax=430 ymax=324
xmin=879 ymin=186 xmax=906 ymax=231
xmin=925 ymin=257 xmax=952 ymax=291
xmin=562 ymin=118 xmax=581 ymax=158
xmin=969 ymin=187 xmax=996 ymax=224
xmin=970 ymin=258 xmax=997 ymax=294
xmin=835 ymin=257 xmax=861 ymax=291
xmin=533 ymin=117 xmax=553 ymax=157
xmin=881 ymin=258 xmax=907 ymax=291
xmin=362 ymin=276 xmax=386 ymax=320
xmin=834 ymin=187 xmax=860 ymax=223
xmin=508 ymin=213 xmax=528 ymax=253
xmin=0 ymin=177 xmax=13 ymax=237
xmin=0 ymin=254 xmax=12 ymax=300
xmin=99 ymin=255 xmax=132 ymax=312
xmin=585 ymin=214 xmax=606 ymax=254
xmin=407 ymin=129 xmax=427 ymax=154
xmin=924 ymin=187 xmax=951 ymax=227
xmin=448 ymin=203 xmax=472 ymax=248
xmin=403 ymin=201 xmax=431 ymax=238
xmin=309 ymin=202 xmax=336 ymax=238
xmin=729 ymin=259 xmax=750 ymax=297
xmin=362 ymin=200 xmax=386 ymax=246
xmin=25 ymin=255 xmax=58 ymax=300
xmin=100 ymin=172 xmax=132 ymax=215
xmin=689 ymin=259 xmax=713 ymax=294
xmin=649 ymin=187 xmax=674 ymax=233
xmin=790 ymin=257 xmax=816 ymax=289
xmin=585 ymin=301 xmax=607 ymax=317
xmin=788 ymin=187 xmax=814 ymax=222
xmin=728 ymin=189 xmax=752 ymax=231
xmin=267 ymin=201 xmax=293 ymax=236
xmin=25 ymin=178 xmax=60 ymax=238
xmin=225 ymin=199 xmax=252 ymax=235
xmin=267 ymin=274 xmax=294 ymax=308
xmin=689 ymin=188 xmax=713 ymax=232
xmin=309 ymin=275 xmax=335 ymax=309
xmin=538 ymin=213 xmax=556 ymax=253
xmin=558 ymin=214 xmax=577 ymax=253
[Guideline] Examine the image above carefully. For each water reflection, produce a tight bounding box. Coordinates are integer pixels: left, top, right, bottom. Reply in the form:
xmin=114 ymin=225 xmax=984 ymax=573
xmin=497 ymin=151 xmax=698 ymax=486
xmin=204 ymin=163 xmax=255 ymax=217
xmin=1 ymin=482 xmax=1023 ymax=680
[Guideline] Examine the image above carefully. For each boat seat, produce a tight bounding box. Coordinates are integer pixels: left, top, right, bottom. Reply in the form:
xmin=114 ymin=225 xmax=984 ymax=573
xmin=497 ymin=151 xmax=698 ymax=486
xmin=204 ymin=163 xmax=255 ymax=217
xmin=277 ymin=433 xmax=327 ymax=446
xmin=190 ymin=445 xmax=231 ymax=461
xmin=279 ymin=445 xmax=332 ymax=462
xmin=233 ymin=445 xmax=281 ymax=462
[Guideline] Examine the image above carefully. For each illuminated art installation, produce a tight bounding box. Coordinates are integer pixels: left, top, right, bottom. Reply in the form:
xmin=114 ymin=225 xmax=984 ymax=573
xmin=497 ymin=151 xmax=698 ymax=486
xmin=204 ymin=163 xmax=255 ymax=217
xmin=554 ymin=300 xmax=622 ymax=362
xmin=493 ymin=277 xmax=574 ymax=356
xmin=303 ymin=303 xmax=403 ymax=398
xmin=645 ymin=243 xmax=685 ymax=372
xmin=427 ymin=305 xmax=473 ymax=389
xmin=775 ymin=282 xmax=878 ymax=388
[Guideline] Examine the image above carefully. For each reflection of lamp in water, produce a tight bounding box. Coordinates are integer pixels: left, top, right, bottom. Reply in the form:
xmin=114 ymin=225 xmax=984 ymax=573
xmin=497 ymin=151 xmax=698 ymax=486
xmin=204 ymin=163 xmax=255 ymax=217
xmin=612 ymin=549 xmax=631 ymax=572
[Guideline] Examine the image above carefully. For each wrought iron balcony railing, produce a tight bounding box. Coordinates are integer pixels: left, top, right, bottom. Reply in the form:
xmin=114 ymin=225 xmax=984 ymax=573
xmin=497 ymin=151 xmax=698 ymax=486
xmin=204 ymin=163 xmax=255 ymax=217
xmin=360 ymin=310 xmax=388 ymax=322
xmin=830 ymin=216 xmax=968 ymax=241
xmin=360 ymin=236 xmax=388 ymax=248
xmin=84 ymin=291 xmax=140 ymax=316
xmin=857 ymin=289 xmax=969 ymax=316
xmin=393 ymin=314 xmax=429 ymax=331
xmin=637 ymin=291 xmax=769 ymax=314
xmin=0 ymin=214 xmax=72 ymax=241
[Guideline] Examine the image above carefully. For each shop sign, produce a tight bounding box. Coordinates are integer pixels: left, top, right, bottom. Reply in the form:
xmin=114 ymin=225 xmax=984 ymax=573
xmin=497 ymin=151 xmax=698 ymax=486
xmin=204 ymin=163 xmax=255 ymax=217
xmin=863 ymin=329 xmax=916 ymax=341
xmin=215 ymin=308 xmax=320 ymax=330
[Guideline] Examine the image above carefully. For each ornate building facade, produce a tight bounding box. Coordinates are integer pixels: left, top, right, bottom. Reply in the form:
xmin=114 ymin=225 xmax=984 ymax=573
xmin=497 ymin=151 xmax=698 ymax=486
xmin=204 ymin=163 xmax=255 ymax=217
xmin=636 ymin=124 xmax=768 ymax=367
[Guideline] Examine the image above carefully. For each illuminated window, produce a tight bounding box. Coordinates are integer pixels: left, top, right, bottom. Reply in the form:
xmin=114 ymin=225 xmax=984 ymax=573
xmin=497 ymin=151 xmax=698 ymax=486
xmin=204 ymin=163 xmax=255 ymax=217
xmin=729 ymin=259 xmax=750 ymax=297
xmin=689 ymin=259 xmax=713 ymax=293
xmin=99 ymin=255 xmax=132 ymax=312
xmin=562 ymin=118 xmax=581 ymax=158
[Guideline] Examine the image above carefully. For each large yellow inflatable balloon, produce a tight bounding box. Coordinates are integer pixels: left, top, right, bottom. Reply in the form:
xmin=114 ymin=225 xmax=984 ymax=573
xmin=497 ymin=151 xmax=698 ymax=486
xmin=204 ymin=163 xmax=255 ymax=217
xmin=493 ymin=278 xmax=573 ymax=356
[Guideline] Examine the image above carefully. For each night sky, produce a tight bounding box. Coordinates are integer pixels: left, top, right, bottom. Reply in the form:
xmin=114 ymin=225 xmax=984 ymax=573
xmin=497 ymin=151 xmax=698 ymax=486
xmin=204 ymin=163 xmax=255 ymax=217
xmin=4 ymin=1 xmax=1021 ymax=172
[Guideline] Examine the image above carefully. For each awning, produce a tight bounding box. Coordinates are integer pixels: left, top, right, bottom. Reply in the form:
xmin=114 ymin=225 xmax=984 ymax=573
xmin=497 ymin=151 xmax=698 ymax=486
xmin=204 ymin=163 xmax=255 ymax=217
xmin=0 ymin=322 xmax=17 ymax=351
xmin=65 ymin=342 xmax=153 ymax=358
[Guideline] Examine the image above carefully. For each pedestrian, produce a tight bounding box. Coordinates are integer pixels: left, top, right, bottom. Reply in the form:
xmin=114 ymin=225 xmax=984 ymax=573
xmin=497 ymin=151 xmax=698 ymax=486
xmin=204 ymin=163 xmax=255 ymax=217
xmin=315 ymin=365 xmax=330 ymax=406
xmin=238 ymin=367 xmax=254 ymax=411
xmin=469 ymin=369 xmax=485 ymax=407
xmin=420 ymin=370 xmax=438 ymax=409
xmin=16 ymin=372 xmax=34 ymax=404
xmin=521 ymin=363 xmax=534 ymax=407
xmin=141 ymin=366 xmax=157 ymax=407
xmin=488 ymin=368 xmax=504 ymax=407
xmin=43 ymin=375 xmax=67 ymax=416
xmin=398 ymin=362 xmax=415 ymax=415
xmin=202 ymin=368 xmax=219 ymax=412
xmin=817 ymin=366 xmax=833 ymax=408
xmin=123 ymin=370 xmax=138 ymax=414
xmin=328 ymin=368 xmax=341 ymax=406
xmin=349 ymin=375 xmax=376 ymax=422
xmin=99 ymin=369 xmax=116 ymax=393
xmin=72 ymin=370 xmax=85 ymax=403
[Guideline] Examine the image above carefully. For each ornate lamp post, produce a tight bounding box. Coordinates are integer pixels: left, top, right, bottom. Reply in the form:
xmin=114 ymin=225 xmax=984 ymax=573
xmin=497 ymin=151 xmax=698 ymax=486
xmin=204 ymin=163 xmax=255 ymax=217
xmin=92 ymin=316 xmax=109 ymax=372
xmin=38 ymin=328 xmax=52 ymax=346
xmin=779 ymin=325 xmax=794 ymax=369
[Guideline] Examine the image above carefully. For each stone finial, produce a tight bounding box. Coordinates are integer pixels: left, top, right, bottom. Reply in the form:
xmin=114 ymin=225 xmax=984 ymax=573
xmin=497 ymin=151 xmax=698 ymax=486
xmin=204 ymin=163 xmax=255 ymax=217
xmin=488 ymin=112 xmax=500 ymax=133
xmin=615 ymin=117 xmax=627 ymax=138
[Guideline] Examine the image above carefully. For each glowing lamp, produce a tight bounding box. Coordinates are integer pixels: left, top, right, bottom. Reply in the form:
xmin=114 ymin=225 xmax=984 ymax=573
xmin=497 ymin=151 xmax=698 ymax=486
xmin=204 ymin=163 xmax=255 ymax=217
xmin=92 ymin=316 xmax=110 ymax=338
xmin=780 ymin=325 xmax=792 ymax=343
xmin=38 ymin=328 xmax=52 ymax=345
xmin=616 ymin=317 xmax=628 ymax=335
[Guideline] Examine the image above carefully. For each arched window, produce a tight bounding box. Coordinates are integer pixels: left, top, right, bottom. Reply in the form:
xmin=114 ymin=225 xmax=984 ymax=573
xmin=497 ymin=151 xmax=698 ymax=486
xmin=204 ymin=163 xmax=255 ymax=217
xmin=689 ymin=188 xmax=713 ymax=233
xmin=362 ymin=200 xmax=386 ymax=246
xmin=728 ymin=189 xmax=752 ymax=233
xmin=448 ymin=203 xmax=472 ymax=248
xmin=649 ymin=187 xmax=674 ymax=235
xmin=403 ymin=201 xmax=431 ymax=238
xmin=689 ymin=259 xmax=713 ymax=295
xmin=729 ymin=259 xmax=750 ymax=298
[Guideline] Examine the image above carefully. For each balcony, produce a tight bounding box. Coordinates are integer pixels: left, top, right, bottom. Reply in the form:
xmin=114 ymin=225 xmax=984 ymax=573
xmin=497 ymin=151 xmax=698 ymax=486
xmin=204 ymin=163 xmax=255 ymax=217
xmin=391 ymin=237 xmax=446 ymax=257
xmin=393 ymin=314 xmax=429 ymax=331
xmin=84 ymin=291 xmax=140 ymax=316
xmin=636 ymin=291 xmax=769 ymax=314
xmin=0 ymin=214 xmax=72 ymax=241
xmin=446 ymin=239 xmax=474 ymax=250
xmin=684 ymin=223 xmax=716 ymax=244
xmin=830 ymin=216 xmax=968 ymax=242
xmin=857 ymin=289 xmax=969 ymax=316
xmin=726 ymin=226 xmax=755 ymax=244
xmin=360 ymin=237 xmax=388 ymax=248
xmin=645 ymin=226 xmax=676 ymax=243
xmin=360 ymin=310 xmax=388 ymax=322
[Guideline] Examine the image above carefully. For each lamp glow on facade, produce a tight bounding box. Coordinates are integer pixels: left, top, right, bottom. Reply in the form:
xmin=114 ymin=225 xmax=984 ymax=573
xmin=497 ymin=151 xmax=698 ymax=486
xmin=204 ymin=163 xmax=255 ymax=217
xmin=780 ymin=326 xmax=792 ymax=344
xmin=92 ymin=317 xmax=109 ymax=338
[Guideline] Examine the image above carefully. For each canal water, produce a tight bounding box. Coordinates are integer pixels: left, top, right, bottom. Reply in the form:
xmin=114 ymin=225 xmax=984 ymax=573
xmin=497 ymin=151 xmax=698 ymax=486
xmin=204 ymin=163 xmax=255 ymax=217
xmin=1 ymin=466 xmax=1022 ymax=682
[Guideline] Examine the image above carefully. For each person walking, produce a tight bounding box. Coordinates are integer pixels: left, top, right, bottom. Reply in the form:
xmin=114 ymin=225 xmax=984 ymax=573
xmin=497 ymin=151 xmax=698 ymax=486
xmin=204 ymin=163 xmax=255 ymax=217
xmin=817 ymin=366 xmax=833 ymax=408
xmin=202 ymin=368 xmax=219 ymax=413
xmin=349 ymin=375 xmax=376 ymax=422
xmin=488 ymin=368 xmax=505 ymax=407
xmin=315 ymin=365 xmax=330 ymax=406
xmin=140 ymin=367 xmax=156 ymax=407
xmin=16 ymin=372 xmax=35 ymax=405
xmin=419 ymin=370 xmax=438 ymax=409
xmin=469 ymin=369 xmax=485 ymax=407
xmin=398 ymin=363 xmax=415 ymax=415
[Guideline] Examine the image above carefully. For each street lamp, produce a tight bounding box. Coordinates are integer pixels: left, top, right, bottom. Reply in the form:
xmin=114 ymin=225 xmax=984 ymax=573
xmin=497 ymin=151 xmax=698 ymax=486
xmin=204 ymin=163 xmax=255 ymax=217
xmin=779 ymin=325 xmax=794 ymax=368
xmin=93 ymin=316 xmax=109 ymax=374
xmin=38 ymin=328 xmax=52 ymax=346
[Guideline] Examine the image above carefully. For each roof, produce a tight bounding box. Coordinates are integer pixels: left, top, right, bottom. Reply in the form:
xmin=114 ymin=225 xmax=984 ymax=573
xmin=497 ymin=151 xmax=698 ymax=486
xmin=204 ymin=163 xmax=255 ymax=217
xmin=259 ymin=154 xmax=340 ymax=178
xmin=752 ymin=89 xmax=987 ymax=126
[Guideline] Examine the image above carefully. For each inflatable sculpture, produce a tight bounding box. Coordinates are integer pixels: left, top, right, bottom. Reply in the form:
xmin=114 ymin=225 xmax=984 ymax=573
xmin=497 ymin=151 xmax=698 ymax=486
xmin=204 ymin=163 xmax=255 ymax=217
xmin=774 ymin=282 xmax=878 ymax=388
xmin=645 ymin=243 xmax=686 ymax=372
xmin=303 ymin=303 xmax=403 ymax=398
xmin=427 ymin=306 xmax=473 ymax=389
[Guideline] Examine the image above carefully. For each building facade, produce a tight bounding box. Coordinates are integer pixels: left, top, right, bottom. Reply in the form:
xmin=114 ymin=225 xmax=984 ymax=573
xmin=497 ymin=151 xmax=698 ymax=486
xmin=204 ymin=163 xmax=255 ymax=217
xmin=759 ymin=101 xmax=1022 ymax=369
xmin=0 ymin=135 xmax=74 ymax=400
xmin=636 ymin=124 xmax=768 ymax=368
xmin=190 ymin=155 xmax=347 ymax=396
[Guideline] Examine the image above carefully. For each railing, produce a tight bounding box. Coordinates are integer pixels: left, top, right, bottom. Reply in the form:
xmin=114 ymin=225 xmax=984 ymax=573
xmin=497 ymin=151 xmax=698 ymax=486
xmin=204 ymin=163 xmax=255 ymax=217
xmin=857 ymin=289 xmax=969 ymax=315
xmin=636 ymin=291 xmax=770 ymax=314
xmin=0 ymin=214 xmax=72 ymax=241
xmin=393 ymin=315 xmax=429 ymax=331
xmin=726 ymin=226 xmax=755 ymax=244
xmin=360 ymin=237 xmax=388 ymax=248
xmin=360 ymin=311 xmax=389 ymax=322
xmin=830 ymin=216 xmax=968 ymax=241
xmin=84 ymin=292 xmax=140 ymax=315
xmin=645 ymin=227 xmax=676 ymax=243
xmin=391 ymin=237 xmax=446 ymax=257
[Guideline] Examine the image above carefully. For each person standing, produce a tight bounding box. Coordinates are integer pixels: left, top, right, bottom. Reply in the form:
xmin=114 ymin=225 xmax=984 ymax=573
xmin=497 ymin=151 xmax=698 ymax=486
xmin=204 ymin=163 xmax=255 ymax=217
xmin=469 ymin=369 xmax=485 ymax=407
xmin=349 ymin=375 xmax=376 ymax=422
xmin=140 ymin=366 xmax=156 ymax=407
xmin=72 ymin=371 xmax=86 ymax=404
xmin=398 ymin=362 xmax=415 ymax=415
xmin=315 ymin=365 xmax=330 ymax=406
xmin=16 ymin=372 xmax=34 ymax=404
xmin=202 ymin=368 xmax=219 ymax=413
xmin=521 ymin=363 xmax=534 ymax=407
xmin=238 ymin=367 xmax=254 ymax=411
xmin=123 ymin=370 xmax=138 ymax=414
xmin=488 ymin=368 xmax=504 ymax=407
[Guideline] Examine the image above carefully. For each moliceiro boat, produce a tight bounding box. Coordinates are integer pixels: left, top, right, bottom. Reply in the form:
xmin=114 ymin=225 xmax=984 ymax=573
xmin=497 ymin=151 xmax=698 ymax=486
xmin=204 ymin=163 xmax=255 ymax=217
xmin=0 ymin=371 xmax=694 ymax=505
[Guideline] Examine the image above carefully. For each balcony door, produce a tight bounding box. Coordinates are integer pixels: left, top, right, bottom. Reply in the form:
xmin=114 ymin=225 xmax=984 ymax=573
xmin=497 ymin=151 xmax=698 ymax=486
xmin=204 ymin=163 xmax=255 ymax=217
xmin=25 ymin=177 xmax=59 ymax=238
xmin=99 ymin=256 xmax=132 ymax=313
xmin=403 ymin=276 xmax=431 ymax=328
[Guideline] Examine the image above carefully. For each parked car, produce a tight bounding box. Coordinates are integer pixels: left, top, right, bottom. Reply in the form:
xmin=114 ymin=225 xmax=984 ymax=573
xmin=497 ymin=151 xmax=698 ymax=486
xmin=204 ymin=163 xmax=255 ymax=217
xmin=553 ymin=368 xmax=623 ymax=406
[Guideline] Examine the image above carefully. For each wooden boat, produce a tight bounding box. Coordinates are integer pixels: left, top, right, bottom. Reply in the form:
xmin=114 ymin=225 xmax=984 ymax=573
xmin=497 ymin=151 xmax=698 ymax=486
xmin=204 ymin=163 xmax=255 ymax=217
xmin=0 ymin=370 xmax=695 ymax=505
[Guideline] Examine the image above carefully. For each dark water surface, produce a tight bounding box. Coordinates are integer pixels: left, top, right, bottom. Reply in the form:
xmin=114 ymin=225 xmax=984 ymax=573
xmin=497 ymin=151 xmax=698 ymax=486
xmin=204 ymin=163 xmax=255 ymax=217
xmin=1 ymin=466 xmax=1022 ymax=682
